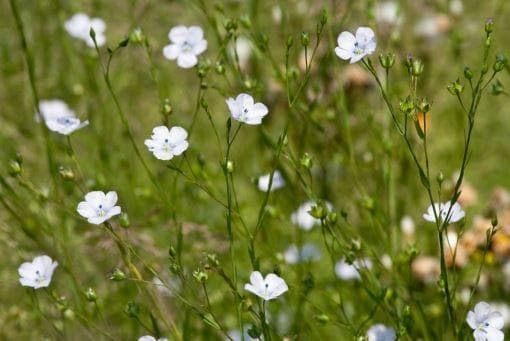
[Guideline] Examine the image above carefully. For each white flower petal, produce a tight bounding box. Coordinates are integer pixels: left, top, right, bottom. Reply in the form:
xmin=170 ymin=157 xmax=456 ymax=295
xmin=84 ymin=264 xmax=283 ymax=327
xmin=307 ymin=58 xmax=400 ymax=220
xmin=163 ymin=44 xmax=181 ymax=60
xmin=177 ymin=52 xmax=198 ymax=68
xmin=169 ymin=25 xmax=188 ymax=44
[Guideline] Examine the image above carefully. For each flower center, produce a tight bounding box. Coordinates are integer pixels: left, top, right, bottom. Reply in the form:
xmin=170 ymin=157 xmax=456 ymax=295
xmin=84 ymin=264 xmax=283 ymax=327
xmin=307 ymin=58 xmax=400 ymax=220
xmin=181 ymin=41 xmax=193 ymax=53
xmin=56 ymin=116 xmax=74 ymax=126
xmin=34 ymin=270 xmax=45 ymax=282
xmin=353 ymin=43 xmax=364 ymax=55
xmin=97 ymin=204 xmax=106 ymax=217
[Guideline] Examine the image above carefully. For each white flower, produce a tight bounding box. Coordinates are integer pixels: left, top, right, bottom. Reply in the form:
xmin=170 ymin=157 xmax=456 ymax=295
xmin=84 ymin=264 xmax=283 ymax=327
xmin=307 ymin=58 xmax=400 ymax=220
xmin=375 ymin=2 xmax=400 ymax=26
xmin=77 ymin=191 xmax=121 ymax=225
xmin=283 ymin=243 xmax=321 ymax=264
xmin=37 ymin=99 xmax=88 ymax=135
xmin=490 ymin=303 xmax=510 ymax=326
xmin=335 ymin=258 xmax=372 ymax=280
xmin=163 ymin=25 xmax=207 ymax=68
xmin=258 ymin=170 xmax=285 ymax=192
xmin=400 ymin=215 xmax=415 ymax=235
xmin=467 ymin=302 xmax=505 ymax=341
xmin=64 ymin=13 xmax=106 ymax=47
xmin=291 ymin=201 xmax=332 ymax=230
xmin=18 ymin=255 xmax=58 ymax=289
xmin=138 ymin=336 xmax=168 ymax=341
xmin=234 ymin=36 xmax=252 ymax=70
xmin=422 ymin=201 xmax=465 ymax=224
xmin=367 ymin=324 xmax=396 ymax=341
xmin=450 ymin=0 xmax=464 ymax=15
xmin=226 ymin=93 xmax=269 ymax=125
xmin=335 ymin=27 xmax=376 ymax=63
xmin=244 ymin=271 xmax=288 ymax=301
xmin=144 ymin=126 xmax=189 ymax=161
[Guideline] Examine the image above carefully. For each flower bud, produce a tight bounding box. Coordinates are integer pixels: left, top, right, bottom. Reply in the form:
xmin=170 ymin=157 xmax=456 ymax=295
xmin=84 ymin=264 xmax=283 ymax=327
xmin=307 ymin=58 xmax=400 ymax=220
xmin=225 ymin=160 xmax=234 ymax=173
xmin=240 ymin=14 xmax=251 ymax=28
xmin=411 ymin=59 xmax=424 ymax=76
xmin=193 ymin=269 xmax=208 ymax=283
xmin=129 ymin=27 xmax=145 ymax=44
xmin=418 ymin=98 xmax=430 ymax=113
xmin=300 ymin=153 xmax=313 ymax=169
xmin=168 ymin=245 xmax=177 ymax=258
xmin=125 ymin=301 xmax=140 ymax=318
xmin=300 ymin=31 xmax=310 ymax=47
xmin=215 ymin=61 xmax=225 ymax=75
xmin=89 ymin=28 xmax=96 ymax=41
xmin=286 ymin=35 xmax=294 ymax=48
xmin=326 ymin=212 xmax=338 ymax=225
xmin=379 ymin=53 xmax=395 ymax=69
xmin=224 ymin=19 xmax=237 ymax=33
xmin=119 ymin=213 xmax=130 ymax=228
xmin=309 ymin=203 xmax=327 ymax=219
xmin=485 ymin=18 xmax=494 ymax=34
xmin=315 ymin=314 xmax=330 ymax=324
xmin=206 ymin=253 xmax=219 ymax=268
xmin=405 ymin=53 xmax=413 ymax=72
xmin=161 ymin=99 xmax=173 ymax=116
xmin=8 ymin=160 xmax=21 ymax=176
xmin=464 ymin=66 xmax=473 ymax=80
xmin=493 ymin=53 xmax=507 ymax=72
xmin=491 ymin=80 xmax=504 ymax=95
xmin=447 ymin=79 xmax=464 ymax=95
xmin=109 ymin=268 xmax=126 ymax=281
xmin=117 ymin=37 xmax=129 ymax=48
xmin=399 ymin=96 xmax=414 ymax=114
xmin=436 ymin=171 xmax=444 ymax=185
xmin=492 ymin=215 xmax=498 ymax=227
xmin=84 ymin=287 xmax=97 ymax=302
xmin=58 ymin=166 xmax=75 ymax=181
xmin=247 ymin=325 xmax=262 ymax=339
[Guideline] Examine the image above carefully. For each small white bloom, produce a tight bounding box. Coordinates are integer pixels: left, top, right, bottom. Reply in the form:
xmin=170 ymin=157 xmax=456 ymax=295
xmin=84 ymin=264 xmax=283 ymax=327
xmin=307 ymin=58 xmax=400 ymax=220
xmin=138 ymin=336 xmax=168 ymax=341
xmin=380 ymin=254 xmax=393 ymax=269
xmin=400 ymin=215 xmax=415 ymax=235
xmin=244 ymin=271 xmax=288 ymax=301
xmin=422 ymin=201 xmax=465 ymax=224
xmin=335 ymin=258 xmax=372 ymax=280
xmin=77 ymin=191 xmax=121 ymax=225
xmin=335 ymin=27 xmax=376 ymax=63
xmin=375 ymin=2 xmax=400 ymax=26
xmin=37 ymin=99 xmax=88 ymax=135
xmin=257 ymin=170 xmax=285 ymax=192
xmin=283 ymin=243 xmax=321 ymax=264
xmin=163 ymin=25 xmax=207 ymax=68
xmin=18 ymin=255 xmax=58 ymax=289
xmin=144 ymin=126 xmax=189 ymax=161
xmin=367 ymin=324 xmax=396 ymax=341
xmin=291 ymin=201 xmax=332 ymax=230
xmin=65 ymin=13 xmax=106 ymax=47
xmin=234 ymin=36 xmax=252 ymax=70
xmin=466 ymin=301 xmax=505 ymax=341
xmin=490 ymin=303 xmax=510 ymax=326
xmin=226 ymin=93 xmax=269 ymax=125
xmin=450 ymin=0 xmax=464 ymax=16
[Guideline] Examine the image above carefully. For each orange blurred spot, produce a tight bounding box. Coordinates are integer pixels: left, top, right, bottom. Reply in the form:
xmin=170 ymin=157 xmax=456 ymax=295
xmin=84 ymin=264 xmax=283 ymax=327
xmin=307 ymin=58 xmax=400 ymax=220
xmin=415 ymin=112 xmax=431 ymax=134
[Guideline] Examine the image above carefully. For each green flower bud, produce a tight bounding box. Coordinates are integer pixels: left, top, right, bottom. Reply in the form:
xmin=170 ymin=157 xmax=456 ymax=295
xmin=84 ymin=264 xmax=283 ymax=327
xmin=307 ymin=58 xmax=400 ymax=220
xmin=464 ymin=66 xmax=473 ymax=80
xmin=286 ymin=35 xmax=294 ymax=48
xmin=125 ymin=301 xmax=140 ymax=318
xmin=418 ymin=98 xmax=430 ymax=113
xmin=119 ymin=213 xmax=130 ymax=228
xmin=399 ymin=96 xmax=414 ymax=114
xmin=193 ymin=269 xmax=208 ymax=283
xmin=411 ymin=59 xmax=424 ymax=76
xmin=247 ymin=325 xmax=262 ymax=339
xmin=436 ymin=171 xmax=444 ymax=185
xmin=493 ymin=53 xmax=507 ymax=72
xmin=485 ymin=18 xmax=494 ymax=34
xmin=225 ymin=160 xmax=234 ymax=173
xmin=300 ymin=153 xmax=313 ymax=169
xmin=315 ymin=314 xmax=330 ymax=324
xmin=129 ymin=27 xmax=145 ymax=44
xmin=58 ymin=166 xmax=75 ymax=181
xmin=215 ymin=61 xmax=225 ymax=75
xmin=300 ymin=31 xmax=310 ymax=47
xmin=109 ymin=268 xmax=126 ymax=281
xmin=240 ymin=14 xmax=252 ymax=29
xmin=309 ymin=202 xmax=328 ymax=219
xmin=492 ymin=215 xmax=498 ymax=227
xmin=161 ymin=99 xmax=173 ymax=116
xmin=84 ymin=287 xmax=97 ymax=302
xmin=379 ymin=53 xmax=395 ymax=69
xmin=8 ymin=160 xmax=21 ymax=176
xmin=447 ymin=79 xmax=464 ymax=95
xmin=491 ymin=80 xmax=504 ymax=95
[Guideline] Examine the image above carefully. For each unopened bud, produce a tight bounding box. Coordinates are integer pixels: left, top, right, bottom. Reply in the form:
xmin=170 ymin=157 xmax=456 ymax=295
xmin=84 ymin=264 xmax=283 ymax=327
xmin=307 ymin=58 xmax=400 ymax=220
xmin=84 ymin=287 xmax=97 ymax=302
xmin=8 ymin=160 xmax=21 ymax=176
xmin=125 ymin=301 xmax=140 ymax=318
xmin=300 ymin=31 xmax=310 ymax=47
xmin=300 ymin=153 xmax=313 ymax=169
xmin=492 ymin=215 xmax=498 ymax=227
xmin=464 ymin=66 xmax=473 ymax=80
xmin=58 ymin=166 xmax=75 ymax=181
xmin=119 ymin=213 xmax=130 ymax=228
xmin=485 ymin=18 xmax=494 ymax=34
xmin=491 ymin=80 xmax=504 ymax=95
xmin=447 ymin=79 xmax=464 ymax=95
xmin=129 ymin=27 xmax=145 ymax=44
xmin=379 ymin=53 xmax=395 ymax=69
xmin=193 ymin=269 xmax=208 ymax=283
xmin=109 ymin=268 xmax=126 ymax=281
xmin=161 ymin=99 xmax=173 ymax=116
xmin=411 ymin=59 xmax=424 ymax=76
xmin=286 ymin=36 xmax=294 ymax=48
xmin=493 ymin=53 xmax=507 ymax=72
xmin=315 ymin=314 xmax=330 ymax=324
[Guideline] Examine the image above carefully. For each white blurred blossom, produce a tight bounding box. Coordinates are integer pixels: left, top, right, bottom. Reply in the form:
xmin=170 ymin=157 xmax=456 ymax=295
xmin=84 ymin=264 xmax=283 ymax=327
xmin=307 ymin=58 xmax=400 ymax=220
xmin=163 ymin=26 xmax=207 ymax=68
xmin=367 ymin=323 xmax=396 ymax=341
xmin=466 ymin=301 xmax=505 ymax=341
xmin=291 ymin=201 xmax=332 ymax=230
xmin=37 ymin=99 xmax=88 ymax=135
xmin=335 ymin=27 xmax=376 ymax=63
xmin=335 ymin=258 xmax=372 ymax=280
xmin=258 ymin=170 xmax=285 ymax=192
xmin=65 ymin=13 xmax=106 ymax=47
xmin=18 ymin=255 xmax=58 ymax=289
xmin=283 ymin=243 xmax=321 ymax=264
xmin=244 ymin=271 xmax=288 ymax=301
xmin=422 ymin=201 xmax=465 ymax=224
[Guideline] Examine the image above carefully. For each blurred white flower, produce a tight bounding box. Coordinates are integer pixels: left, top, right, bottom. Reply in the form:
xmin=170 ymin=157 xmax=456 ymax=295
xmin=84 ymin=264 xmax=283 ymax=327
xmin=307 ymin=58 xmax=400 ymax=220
xmin=271 ymin=6 xmax=282 ymax=23
xmin=138 ymin=336 xmax=168 ymax=341
xmin=291 ymin=201 xmax=332 ymax=230
xmin=335 ymin=258 xmax=372 ymax=280
xmin=37 ymin=99 xmax=88 ymax=135
xmin=375 ymin=1 xmax=400 ymax=26
xmin=367 ymin=323 xmax=396 ymax=341
xmin=400 ymin=215 xmax=415 ymax=235
xmin=65 ymin=13 xmax=106 ymax=47
xmin=226 ymin=93 xmax=268 ymax=125
xmin=422 ymin=201 xmax=465 ymax=224
xmin=163 ymin=25 xmax=207 ymax=68
xmin=77 ymin=191 xmax=121 ymax=225
xmin=258 ymin=170 xmax=285 ymax=192
xmin=335 ymin=27 xmax=376 ymax=63
xmin=414 ymin=15 xmax=451 ymax=40
xmin=234 ymin=37 xmax=252 ymax=70
xmin=283 ymin=243 xmax=321 ymax=264
xmin=467 ymin=301 xmax=505 ymax=341
xmin=380 ymin=254 xmax=393 ymax=269
xmin=450 ymin=0 xmax=464 ymax=16
xmin=244 ymin=271 xmax=288 ymax=301
xmin=18 ymin=255 xmax=58 ymax=289
xmin=144 ymin=126 xmax=189 ymax=161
